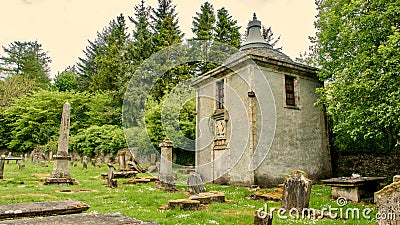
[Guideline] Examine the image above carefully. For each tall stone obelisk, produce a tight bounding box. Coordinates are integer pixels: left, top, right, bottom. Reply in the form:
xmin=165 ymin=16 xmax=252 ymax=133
xmin=45 ymin=102 xmax=75 ymax=185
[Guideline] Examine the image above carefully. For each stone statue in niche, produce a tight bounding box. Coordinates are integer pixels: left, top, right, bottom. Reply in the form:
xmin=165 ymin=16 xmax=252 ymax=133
xmin=216 ymin=120 xmax=225 ymax=137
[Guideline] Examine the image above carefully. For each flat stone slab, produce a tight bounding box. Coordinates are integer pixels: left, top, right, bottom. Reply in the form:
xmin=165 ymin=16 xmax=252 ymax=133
xmin=101 ymin=171 xmax=138 ymax=179
xmin=0 ymin=212 xmax=159 ymax=225
xmin=0 ymin=200 xmax=89 ymax=219
xmin=321 ymin=177 xmax=386 ymax=187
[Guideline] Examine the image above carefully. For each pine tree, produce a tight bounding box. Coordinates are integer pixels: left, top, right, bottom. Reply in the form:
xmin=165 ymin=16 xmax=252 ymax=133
xmin=0 ymin=41 xmax=51 ymax=89
xmin=90 ymin=13 xmax=130 ymax=93
xmin=128 ymin=0 xmax=153 ymax=64
xmin=151 ymin=0 xmax=183 ymax=51
xmin=261 ymin=26 xmax=282 ymax=50
xmin=192 ymin=2 xmax=215 ymax=41
xmin=214 ymin=7 xmax=241 ymax=49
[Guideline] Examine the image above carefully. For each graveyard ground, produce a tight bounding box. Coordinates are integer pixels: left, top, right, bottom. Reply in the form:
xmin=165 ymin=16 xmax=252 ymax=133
xmin=0 ymin=162 xmax=379 ymax=224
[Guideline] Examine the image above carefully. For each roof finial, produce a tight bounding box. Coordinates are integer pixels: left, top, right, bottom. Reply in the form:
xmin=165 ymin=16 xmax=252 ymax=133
xmin=253 ymin=13 xmax=257 ymax=21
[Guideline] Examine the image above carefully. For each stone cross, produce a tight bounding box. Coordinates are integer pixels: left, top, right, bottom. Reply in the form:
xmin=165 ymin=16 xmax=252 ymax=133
xmin=281 ymin=170 xmax=312 ymax=212
xmin=45 ymin=102 xmax=75 ymax=185
xmin=156 ymin=138 xmax=175 ymax=191
xmin=374 ymin=181 xmax=400 ymax=225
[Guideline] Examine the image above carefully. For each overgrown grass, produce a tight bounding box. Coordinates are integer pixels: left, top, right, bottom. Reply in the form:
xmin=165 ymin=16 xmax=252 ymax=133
xmin=0 ymin=161 xmax=379 ymax=224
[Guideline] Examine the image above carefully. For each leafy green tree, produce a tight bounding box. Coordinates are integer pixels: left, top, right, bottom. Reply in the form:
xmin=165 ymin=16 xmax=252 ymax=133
xmin=52 ymin=70 xmax=78 ymax=92
xmin=214 ymin=7 xmax=241 ymax=49
xmin=0 ymin=90 xmax=121 ymax=152
xmin=0 ymin=75 xmax=37 ymax=107
xmin=314 ymin=0 xmax=400 ymax=153
xmin=0 ymin=41 xmax=51 ymax=88
xmin=70 ymin=125 xmax=126 ymax=157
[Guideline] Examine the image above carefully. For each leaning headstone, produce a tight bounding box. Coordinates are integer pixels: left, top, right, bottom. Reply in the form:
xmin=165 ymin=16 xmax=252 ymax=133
xmin=155 ymin=138 xmax=175 ymax=191
xmin=82 ymin=156 xmax=88 ymax=170
xmin=107 ymin=163 xmax=117 ymax=188
xmin=187 ymin=172 xmax=206 ymax=194
xmin=117 ymin=150 xmax=126 ymax=171
xmin=0 ymin=155 xmax=5 ymax=179
xmin=281 ymin=170 xmax=312 ymax=212
xmin=374 ymin=181 xmax=400 ymax=225
xmin=91 ymin=158 xmax=96 ymax=167
xmin=393 ymin=175 xmax=400 ymax=183
xmin=45 ymin=102 xmax=75 ymax=185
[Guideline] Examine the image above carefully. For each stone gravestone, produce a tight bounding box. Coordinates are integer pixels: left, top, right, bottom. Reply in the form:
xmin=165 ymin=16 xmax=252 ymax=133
xmin=91 ymin=158 xmax=96 ymax=167
xmin=374 ymin=181 xmax=400 ymax=225
xmin=254 ymin=210 xmax=273 ymax=225
xmin=45 ymin=102 xmax=75 ymax=185
xmin=156 ymin=138 xmax=175 ymax=191
xmin=117 ymin=150 xmax=126 ymax=171
xmin=6 ymin=152 xmax=11 ymax=164
xmin=107 ymin=163 xmax=117 ymax=188
xmin=281 ymin=170 xmax=312 ymax=212
xmin=0 ymin=155 xmax=5 ymax=180
xmin=82 ymin=156 xmax=88 ymax=170
xmin=187 ymin=172 xmax=206 ymax=194
xmin=96 ymin=157 xmax=102 ymax=168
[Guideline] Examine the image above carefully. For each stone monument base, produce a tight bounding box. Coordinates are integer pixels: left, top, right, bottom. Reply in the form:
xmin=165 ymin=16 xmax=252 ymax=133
xmin=155 ymin=180 xmax=176 ymax=191
xmin=44 ymin=177 xmax=76 ymax=186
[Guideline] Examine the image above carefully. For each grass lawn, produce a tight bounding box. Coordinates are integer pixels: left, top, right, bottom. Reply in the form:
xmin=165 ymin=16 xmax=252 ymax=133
xmin=0 ymin=161 xmax=379 ymax=224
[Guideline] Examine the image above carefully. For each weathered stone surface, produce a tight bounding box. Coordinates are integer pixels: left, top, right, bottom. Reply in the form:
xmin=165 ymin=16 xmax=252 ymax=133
xmin=374 ymin=182 xmax=400 ymax=225
xmin=168 ymin=199 xmax=200 ymax=210
xmin=187 ymin=172 xmax=206 ymax=194
xmin=157 ymin=139 xmax=175 ymax=191
xmin=101 ymin=171 xmax=138 ymax=179
xmin=82 ymin=156 xmax=88 ymax=170
xmin=322 ymin=176 xmax=386 ymax=202
xmin=0 ymin=212 xmax=159 ymax=225
xmin=117 ymin=150 xmax=126 ymax=171
xmin=46 ymin=102 xmax=74 ymax=185
xmin=281 ymin=170 xmax=312 ymax=211
xmin=189 ymin=191 xmax=225 ymax=204
xmin=0 ymin=200 xmax=89 ymax=219
xmin=249 ymin=188 xmax=283 ymax=202
xmin=107 ymin=164 xmax=117 ymax=188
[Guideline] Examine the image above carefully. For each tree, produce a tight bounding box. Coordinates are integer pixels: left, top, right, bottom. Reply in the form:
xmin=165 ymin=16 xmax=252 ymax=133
xmin=214 ymin=7 xmax=241 ymax=49
xmin=151 ymin=0 xmax=183 ymax=51
xmin=314 ymin=0 xmax=400 ymax=153
xmin=90 ymin=14 xmax=130 ymax=93
xmin=192 ymin=2 xmax=215 ymax=41
xmin=0 ymin=75 xmax=37 ymax=107
xmin=52 ymin=70 xmax=78 ymax=92
xmin=128 ymin=0 xmax=154 ymax=64
xmin=261 ymin=25 xmax=281 ymax=50
xmin=0 ymin=41 xmax=51 ymax=88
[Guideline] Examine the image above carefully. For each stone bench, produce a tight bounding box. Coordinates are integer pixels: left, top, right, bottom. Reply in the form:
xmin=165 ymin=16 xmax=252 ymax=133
xmin=0 ymin=212 xmax=160 ymax=225
xmin=0 ymin=200 xmax=89 ymax=219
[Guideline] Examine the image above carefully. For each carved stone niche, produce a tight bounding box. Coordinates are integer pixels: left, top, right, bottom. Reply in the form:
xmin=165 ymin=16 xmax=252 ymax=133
xmin=212 ymin=109 xmax=229 ymax=150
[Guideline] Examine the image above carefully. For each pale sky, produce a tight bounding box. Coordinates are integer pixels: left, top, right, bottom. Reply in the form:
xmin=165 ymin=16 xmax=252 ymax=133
xmin=0 ymin=0 xmax=317 ymax=78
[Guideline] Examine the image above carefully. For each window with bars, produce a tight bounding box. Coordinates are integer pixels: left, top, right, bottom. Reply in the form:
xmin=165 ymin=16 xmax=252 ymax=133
xmin=285 ymin=76 xmax=296 ymax=106
xmin=216 ymin=80 xmax=224 ymax=109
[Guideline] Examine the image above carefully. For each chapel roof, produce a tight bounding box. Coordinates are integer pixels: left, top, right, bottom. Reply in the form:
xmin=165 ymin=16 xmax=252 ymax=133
xmin=237 ymin=13 xmax=293 ymax=63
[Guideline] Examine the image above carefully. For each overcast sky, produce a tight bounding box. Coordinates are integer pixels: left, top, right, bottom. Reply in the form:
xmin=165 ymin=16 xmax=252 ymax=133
xmin=0 ymin=0 xmax=317 ymax=77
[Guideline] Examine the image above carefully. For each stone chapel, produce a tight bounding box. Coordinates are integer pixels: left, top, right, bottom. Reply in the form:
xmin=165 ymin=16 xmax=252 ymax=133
xmin=191 ymin=14 xmax=332 ymax=187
